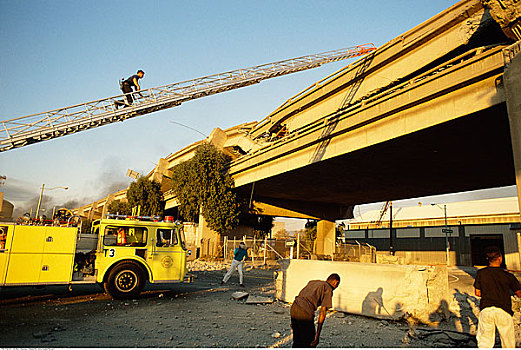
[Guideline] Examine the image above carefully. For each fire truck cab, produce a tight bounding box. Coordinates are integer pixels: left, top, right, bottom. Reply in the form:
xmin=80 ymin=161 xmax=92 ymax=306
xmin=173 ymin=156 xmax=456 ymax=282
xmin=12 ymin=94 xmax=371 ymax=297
xmin=0 ymin=215 xmax=190 ymax=299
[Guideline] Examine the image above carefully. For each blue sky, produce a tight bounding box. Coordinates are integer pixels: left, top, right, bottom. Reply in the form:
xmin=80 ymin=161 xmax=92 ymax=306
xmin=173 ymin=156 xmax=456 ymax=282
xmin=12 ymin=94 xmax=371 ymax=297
xmin=1 ymin=0 xmax=516 ymax=219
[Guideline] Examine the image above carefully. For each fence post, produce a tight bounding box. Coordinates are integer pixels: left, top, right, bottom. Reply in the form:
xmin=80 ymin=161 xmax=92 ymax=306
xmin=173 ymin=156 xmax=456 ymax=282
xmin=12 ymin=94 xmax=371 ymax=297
xmin=264 ymin=236 xmax=267 ymax=265
xmin=252 ymin=236 xmax=256 ymax=266
xmin=356 ymin=240 xmax=361 ymax=262
xmin=224 ymin=236 xmax=228 ymax=260
xmin=331 ymin=238 xmax=335 ymax=261
xmin=296 ymin=232 xmax=300 ymax=259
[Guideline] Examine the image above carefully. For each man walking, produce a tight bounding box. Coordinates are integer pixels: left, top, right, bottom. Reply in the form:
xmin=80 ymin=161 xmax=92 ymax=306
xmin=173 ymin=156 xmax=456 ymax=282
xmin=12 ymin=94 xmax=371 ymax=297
xmin=115 ymin=69 xmax=145 ymax=108
xmin=221 ymin=242 xmax=248 ymax=287
xmin=290 ymin=273 xmax=340 ymax=347
xmin=474 ymin=246 xmax=521 ymax=348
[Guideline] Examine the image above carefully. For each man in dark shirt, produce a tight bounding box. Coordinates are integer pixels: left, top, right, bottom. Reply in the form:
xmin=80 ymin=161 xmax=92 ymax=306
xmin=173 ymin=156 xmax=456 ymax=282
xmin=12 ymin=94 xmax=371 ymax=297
xmin=290 ymin=273 xmax=340 ymax=347
xmin=115 ymin=69 xmax=145 ymax=108
xmin=474 ymin=246 xmax=521 ymax=348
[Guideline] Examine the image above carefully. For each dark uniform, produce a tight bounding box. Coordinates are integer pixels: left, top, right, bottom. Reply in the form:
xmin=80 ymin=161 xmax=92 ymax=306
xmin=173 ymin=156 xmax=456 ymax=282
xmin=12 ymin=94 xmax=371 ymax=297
xmin=290 ymin=280 xmax=334 ymax=347
xmin=474 ymin=266 xmax=521 ymax=347
xmin=120 ymin=74 xmax=142 ymax=105
xmin=474 ymin=266 xmax=521 ymax=316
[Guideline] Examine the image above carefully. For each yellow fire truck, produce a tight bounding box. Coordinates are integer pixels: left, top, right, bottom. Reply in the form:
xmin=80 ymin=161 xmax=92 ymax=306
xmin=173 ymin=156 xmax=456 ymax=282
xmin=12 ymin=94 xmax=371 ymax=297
xmin=0 ymin=214 xmax=190 ymax=299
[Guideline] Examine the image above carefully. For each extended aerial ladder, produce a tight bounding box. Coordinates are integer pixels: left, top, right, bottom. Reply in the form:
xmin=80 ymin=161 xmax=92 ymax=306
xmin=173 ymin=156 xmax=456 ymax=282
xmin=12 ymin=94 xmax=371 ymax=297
xmin=0 ymin=44 xmax=376 ymax=152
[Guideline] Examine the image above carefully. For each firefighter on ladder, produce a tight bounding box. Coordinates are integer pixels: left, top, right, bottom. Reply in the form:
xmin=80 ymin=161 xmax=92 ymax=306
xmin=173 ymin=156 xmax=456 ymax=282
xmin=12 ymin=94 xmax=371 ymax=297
xmin=115 ymin=70 xmax=145 ymax=109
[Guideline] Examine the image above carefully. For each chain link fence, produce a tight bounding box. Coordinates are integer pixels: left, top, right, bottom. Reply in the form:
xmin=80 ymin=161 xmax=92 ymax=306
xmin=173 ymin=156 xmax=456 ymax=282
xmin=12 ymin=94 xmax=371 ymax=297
xmin=223 ymin=237 xmax=376 ymax=264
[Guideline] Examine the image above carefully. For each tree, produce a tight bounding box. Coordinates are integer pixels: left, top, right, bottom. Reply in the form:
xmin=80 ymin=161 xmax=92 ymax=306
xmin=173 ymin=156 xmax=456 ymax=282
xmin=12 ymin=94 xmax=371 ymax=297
xmin=171 ymin=143 xmax=240 ymax=234
xmin=239 ymin=213 xmax=274 ymax=239
xmin=170 ymin=161 xmax=200 ymax=222
xmin=304 ymin=220 xmax=318 ymax=240
xmin=302 ymin=220 xmax=318 ymax=253
xmin=274 ymin=228 xmax=291 ymax=240
xmin=336 ymin=222 xmax=346 ymax=242
xmin=126 ymin=177 xmax=164 ymax=217
xmin=106 ymin=199 xmax=131 ymax=215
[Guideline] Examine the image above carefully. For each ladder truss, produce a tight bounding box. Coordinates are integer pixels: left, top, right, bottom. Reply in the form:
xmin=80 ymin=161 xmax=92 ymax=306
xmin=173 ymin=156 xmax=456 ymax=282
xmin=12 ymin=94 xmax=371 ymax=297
xmin=0 ymin=44 xmax=376 ymax=152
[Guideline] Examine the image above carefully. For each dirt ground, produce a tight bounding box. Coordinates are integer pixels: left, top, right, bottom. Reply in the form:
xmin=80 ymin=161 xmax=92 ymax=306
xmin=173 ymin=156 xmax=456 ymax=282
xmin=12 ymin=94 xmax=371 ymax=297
xmin=0 ymin=261 xmax=517 ymax=348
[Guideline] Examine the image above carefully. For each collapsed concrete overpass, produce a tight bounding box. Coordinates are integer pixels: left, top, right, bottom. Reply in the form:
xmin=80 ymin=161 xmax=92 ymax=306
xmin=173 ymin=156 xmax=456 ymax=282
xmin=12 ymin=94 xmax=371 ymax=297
xmin=229 ymin=0 xmax=521 ymax=223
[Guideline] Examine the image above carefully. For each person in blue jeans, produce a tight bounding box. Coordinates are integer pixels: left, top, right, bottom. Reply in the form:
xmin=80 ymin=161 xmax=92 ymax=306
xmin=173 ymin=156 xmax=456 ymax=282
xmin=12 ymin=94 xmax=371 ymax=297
xmin=221 ymin=242 xmax=248 ymax=287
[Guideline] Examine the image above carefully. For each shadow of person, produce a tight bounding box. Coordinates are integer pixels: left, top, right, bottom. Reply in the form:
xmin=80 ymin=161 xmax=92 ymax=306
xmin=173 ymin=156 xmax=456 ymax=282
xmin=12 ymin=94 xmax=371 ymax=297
xmin=361 ymin=287 xmax=386 ymax=317
xmin=429 ymin=299 xmax=456 ymax=328
xmin=453 ymin=288 xmax=479 ymax=333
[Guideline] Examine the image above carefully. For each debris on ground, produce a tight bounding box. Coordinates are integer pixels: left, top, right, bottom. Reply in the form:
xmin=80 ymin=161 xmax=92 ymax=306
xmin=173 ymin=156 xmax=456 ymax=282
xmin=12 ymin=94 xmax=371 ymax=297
xmin=231 ymin=291 xmax=249 ymax=300
xmin=0 ymin=260 xmax=508 ymax=348
xmin=244 ymin=295 xmax=274 ymax=304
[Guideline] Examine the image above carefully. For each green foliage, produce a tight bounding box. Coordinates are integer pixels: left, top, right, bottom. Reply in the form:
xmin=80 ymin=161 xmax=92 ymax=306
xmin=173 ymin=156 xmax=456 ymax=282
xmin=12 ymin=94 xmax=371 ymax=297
xmin=252 ymin=215 xmax=274 ymax=239
xmin=170 ymin=161 xmax=200 ymax=222
xmin=304 ymin=219 xmax=317 ymax=241
xmin=106 ymin=199 xmax=131 ymax=215
xmin=171 ymin=143 xmax=240 ymax=234
xmin=126 ymin=177 xmax=164 ymax=217
xmin=336 ymin=222 xmax=346 ymax=241
xmin=239 ymin=213 xmax=274 ymax=239
xmin=294 ymin=221 xmax=317 ymax=255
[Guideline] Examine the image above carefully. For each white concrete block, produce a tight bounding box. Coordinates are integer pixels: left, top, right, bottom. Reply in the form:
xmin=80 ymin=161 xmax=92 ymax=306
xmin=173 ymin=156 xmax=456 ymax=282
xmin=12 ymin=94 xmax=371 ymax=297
xmin=276 ymin=259 xmax=448 ymax=323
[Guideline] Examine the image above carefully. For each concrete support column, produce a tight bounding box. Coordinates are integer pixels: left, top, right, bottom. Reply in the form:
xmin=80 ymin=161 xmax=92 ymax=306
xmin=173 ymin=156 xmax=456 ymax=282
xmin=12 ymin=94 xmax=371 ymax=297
xmin=102 ymin=194 xmax=115 ymax=217
xmin=504 ymin=53 xmax=521 ymax=221
xmin=197 ymin=212 xmax=221 ymax=258
xmin=315 ymin=220 xmax=335 ymax=257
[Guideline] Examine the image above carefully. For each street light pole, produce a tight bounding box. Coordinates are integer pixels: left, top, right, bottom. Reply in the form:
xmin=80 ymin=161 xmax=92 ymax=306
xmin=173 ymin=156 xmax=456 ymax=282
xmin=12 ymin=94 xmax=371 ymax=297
xmin=431 ymin=203 xmax=450 ymax=266
xmin=35 ymin=184 xmax=45 ymax=218
xmin=443 ymin=204 xmax=450 ymax=267
xmin=35 ymin=184 xmax=69 ymax=218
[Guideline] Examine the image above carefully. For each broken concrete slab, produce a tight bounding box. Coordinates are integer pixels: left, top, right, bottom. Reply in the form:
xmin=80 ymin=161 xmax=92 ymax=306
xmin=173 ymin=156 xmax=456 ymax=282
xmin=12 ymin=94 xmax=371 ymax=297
xmin=231 ymin=291 xmax=249 ymax=300
xmin=244 ymin=295 xmax=274 ymax=304
xmin=275 ymin=259 xmax=448 ymax=324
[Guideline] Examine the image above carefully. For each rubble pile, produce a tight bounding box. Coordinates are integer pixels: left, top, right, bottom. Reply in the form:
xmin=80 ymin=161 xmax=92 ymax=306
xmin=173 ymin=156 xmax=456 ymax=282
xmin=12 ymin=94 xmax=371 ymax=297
xmin=187 ymin=260 xmax=228 ymax=272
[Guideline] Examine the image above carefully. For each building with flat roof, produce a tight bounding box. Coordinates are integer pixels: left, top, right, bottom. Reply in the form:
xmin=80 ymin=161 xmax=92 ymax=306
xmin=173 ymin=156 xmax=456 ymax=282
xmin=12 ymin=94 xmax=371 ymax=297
xmin=344 ymin=197 xmax=521 ymax=270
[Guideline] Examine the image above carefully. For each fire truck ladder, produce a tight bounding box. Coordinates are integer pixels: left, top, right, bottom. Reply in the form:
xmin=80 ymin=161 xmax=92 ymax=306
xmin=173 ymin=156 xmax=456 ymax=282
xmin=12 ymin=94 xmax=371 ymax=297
xmin=0 ymin=44 xmax=376 ymax=152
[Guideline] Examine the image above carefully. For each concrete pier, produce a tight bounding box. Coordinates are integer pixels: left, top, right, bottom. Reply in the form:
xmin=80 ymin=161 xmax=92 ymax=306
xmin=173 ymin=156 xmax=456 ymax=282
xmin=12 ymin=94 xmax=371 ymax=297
xmin=504 ymin=47 xmax=521 ymax=220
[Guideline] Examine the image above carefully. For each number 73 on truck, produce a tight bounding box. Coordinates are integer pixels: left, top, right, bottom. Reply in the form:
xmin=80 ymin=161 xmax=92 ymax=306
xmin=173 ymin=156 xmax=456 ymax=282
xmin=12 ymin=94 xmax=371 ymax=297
xmin=0 ymin=214 xmax=192 ymax=299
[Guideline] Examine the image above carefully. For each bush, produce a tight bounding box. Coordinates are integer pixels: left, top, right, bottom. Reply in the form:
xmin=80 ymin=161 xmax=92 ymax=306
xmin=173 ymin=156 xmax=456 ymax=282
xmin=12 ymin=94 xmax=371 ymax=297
xmin=106 ymin=199 xmax=131 ymax=215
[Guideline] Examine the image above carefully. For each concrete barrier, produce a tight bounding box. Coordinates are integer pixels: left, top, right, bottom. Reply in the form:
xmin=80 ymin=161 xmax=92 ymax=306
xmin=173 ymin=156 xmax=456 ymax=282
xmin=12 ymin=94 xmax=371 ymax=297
xmin=276 ymin=259 xmax=448 ymax=324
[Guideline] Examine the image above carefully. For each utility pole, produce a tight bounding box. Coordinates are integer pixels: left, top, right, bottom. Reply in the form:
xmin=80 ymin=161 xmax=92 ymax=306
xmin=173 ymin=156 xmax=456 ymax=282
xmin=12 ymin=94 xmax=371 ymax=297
xmin=389 ymin=201 xmax=394 ymax=255
xmin=431 ymin=203 xmax=451 ymax=266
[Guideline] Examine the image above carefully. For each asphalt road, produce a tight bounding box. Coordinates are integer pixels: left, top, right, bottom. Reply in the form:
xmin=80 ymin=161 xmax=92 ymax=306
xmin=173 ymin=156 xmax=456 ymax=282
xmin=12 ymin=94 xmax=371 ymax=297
xmin=0 ymin=264 xmax=480 ymax=348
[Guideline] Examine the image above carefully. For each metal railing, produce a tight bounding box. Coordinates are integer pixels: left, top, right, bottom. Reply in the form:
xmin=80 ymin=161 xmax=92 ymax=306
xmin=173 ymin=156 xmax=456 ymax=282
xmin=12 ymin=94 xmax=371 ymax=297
xmin=0 ymin=44 xmax=376 ymax=152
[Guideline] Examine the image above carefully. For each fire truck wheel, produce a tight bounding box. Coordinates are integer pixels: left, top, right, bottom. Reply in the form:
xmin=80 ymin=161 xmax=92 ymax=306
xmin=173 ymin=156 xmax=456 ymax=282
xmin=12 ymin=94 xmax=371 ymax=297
xmin=104 ymin=262 xmax=145 ymax=299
